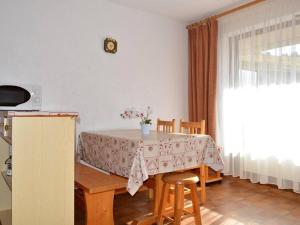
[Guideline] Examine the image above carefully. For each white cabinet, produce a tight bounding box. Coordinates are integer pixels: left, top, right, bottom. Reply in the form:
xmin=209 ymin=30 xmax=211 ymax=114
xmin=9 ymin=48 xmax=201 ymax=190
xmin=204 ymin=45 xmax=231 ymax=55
xmin=0 ymin=112 xmax=77 ymax=225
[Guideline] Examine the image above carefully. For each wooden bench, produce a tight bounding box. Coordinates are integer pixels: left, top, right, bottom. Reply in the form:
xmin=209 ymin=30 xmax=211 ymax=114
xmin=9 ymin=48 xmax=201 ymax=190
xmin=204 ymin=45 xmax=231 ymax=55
xmin=75 ymin=163 xmax=128 ymax=225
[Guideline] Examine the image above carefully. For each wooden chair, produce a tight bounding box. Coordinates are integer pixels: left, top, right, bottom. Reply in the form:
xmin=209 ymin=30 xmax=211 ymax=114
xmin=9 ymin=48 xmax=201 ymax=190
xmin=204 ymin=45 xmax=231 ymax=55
xmin=179 ymin=119 xmax=222 ymax=203
xmin=179 ymin=120 xmax=206 ymax=203
xmin=157 ymin=172 xmax=202 ymax=225
xmin=157 ymin=118 xmax=176 ymax=133
xmin=148 ymin=118 xmax=176 ymax=199
xmin=179 ymin=119 xmax=205 ymax=134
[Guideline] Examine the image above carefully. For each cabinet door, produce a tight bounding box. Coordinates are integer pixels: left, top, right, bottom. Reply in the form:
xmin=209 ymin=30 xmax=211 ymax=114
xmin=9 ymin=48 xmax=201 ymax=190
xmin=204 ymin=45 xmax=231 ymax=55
xmin=0 ymin=137 xmax=12 ymax=210
xmin=12 ymin=117 xmax=75 ymax=225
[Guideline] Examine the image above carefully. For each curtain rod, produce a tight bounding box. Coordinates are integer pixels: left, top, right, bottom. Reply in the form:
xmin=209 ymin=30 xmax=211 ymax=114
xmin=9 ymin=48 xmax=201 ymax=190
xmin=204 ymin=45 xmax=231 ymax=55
xmin=186 ymin=0 xmax=265 ymax=29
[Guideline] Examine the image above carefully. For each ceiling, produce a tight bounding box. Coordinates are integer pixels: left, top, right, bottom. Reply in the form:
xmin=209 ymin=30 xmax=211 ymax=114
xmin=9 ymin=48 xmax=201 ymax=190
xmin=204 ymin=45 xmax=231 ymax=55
xmin=107 ymin=0 xmax=252 ymax=23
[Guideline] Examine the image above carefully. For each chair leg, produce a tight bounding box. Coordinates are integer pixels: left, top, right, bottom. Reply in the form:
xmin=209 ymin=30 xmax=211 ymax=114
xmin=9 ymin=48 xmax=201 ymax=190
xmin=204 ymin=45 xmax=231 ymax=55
xmin=174 ymin=184 xmax=184 ymax=225
xmin=189 ymin=184 xmax=202 ymax=225
xmin=157 ymin=183 xmax=170 ymax=225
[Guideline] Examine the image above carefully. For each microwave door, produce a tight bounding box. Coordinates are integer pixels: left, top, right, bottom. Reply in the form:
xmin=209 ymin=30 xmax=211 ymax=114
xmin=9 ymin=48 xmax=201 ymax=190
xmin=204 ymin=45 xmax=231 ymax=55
xmin=0 ymin=85 xmax=31 ymax=107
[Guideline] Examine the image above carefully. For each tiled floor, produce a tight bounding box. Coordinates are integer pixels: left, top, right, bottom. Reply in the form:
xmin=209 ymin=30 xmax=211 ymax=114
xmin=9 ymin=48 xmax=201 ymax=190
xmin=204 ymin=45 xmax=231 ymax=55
xmin=75 ymin=176 xmax=300 ymax=225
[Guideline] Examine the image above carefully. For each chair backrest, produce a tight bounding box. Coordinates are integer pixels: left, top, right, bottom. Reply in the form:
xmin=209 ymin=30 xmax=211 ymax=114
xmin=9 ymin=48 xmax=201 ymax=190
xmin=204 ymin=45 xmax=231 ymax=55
xmin=179 ymin=120 xmax=206 ymax=134
xmin=157 ymin=118 xmax=176 ymax=133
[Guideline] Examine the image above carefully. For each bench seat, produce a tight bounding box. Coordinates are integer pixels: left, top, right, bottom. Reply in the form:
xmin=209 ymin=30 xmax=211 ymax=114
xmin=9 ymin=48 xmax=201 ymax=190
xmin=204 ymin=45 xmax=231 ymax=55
xmin=75 ymin=163 xmax=128 ymax=225
xmin=75 ymin=163 xmax=128 ymax=193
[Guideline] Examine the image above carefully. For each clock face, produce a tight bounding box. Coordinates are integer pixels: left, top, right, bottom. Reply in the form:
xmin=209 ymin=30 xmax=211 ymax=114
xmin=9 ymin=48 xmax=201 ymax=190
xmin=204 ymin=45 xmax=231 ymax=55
xmin=107 ymin=42 xmax=115 ymax=51
xmin=104 ymin=38 xmax=117 ymax=54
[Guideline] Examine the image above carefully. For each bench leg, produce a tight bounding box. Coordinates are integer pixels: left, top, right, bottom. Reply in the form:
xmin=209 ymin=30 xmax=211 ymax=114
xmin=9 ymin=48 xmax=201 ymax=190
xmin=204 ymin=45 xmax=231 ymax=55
xmin=84 ymin=190 xmax=115 ymax=225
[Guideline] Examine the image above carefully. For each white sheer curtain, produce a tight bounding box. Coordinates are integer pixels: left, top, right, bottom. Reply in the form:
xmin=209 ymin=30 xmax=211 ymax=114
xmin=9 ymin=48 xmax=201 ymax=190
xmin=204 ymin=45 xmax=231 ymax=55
xmin=217 ymin=0 xmax=300 ymax=193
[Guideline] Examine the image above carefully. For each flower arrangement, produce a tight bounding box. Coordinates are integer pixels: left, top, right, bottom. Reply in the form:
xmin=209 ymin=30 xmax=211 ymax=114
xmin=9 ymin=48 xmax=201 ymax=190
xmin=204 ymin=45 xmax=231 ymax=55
xmin=120 ymin=106 xmax=153 ymax=125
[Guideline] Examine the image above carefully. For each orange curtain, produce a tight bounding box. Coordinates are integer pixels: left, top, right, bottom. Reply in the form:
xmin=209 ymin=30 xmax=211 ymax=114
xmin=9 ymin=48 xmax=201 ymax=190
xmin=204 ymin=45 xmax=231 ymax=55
xmin=188 ymin=18 xmax=218 ymax=139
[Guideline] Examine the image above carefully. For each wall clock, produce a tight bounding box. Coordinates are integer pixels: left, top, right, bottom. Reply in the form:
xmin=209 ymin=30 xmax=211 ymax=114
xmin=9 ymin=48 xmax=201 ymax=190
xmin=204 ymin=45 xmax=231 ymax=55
xmin=104 ymin=38 xmax=117 ymax=54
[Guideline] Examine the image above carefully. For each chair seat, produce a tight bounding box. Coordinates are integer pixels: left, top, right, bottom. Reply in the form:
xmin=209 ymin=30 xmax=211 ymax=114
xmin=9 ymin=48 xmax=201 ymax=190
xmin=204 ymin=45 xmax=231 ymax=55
xmin=163 ymin=172 xmax=199 ymax=185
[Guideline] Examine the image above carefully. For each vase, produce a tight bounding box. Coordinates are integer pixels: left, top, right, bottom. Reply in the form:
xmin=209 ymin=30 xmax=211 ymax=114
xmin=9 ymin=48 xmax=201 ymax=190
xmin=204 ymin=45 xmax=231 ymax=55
xmin=141 ymin=124 xmax=151 ymax=135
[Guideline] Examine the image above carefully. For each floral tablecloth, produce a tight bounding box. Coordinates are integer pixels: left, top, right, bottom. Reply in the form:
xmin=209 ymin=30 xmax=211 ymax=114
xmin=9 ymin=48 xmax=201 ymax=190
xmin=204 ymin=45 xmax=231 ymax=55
xmin=78 ymin=129 xmax=223 ymax=195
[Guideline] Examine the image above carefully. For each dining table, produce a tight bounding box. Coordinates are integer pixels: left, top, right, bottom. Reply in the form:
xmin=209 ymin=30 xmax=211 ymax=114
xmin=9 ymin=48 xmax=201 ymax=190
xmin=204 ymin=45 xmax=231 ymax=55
xmin=78 ymin=129 xmax=223 ymax=224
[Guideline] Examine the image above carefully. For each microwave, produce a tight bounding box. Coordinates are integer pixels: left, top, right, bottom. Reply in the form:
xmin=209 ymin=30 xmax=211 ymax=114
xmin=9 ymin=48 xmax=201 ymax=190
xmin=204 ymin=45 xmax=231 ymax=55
xmin=0 ymin=84 xmax=42 ymax=111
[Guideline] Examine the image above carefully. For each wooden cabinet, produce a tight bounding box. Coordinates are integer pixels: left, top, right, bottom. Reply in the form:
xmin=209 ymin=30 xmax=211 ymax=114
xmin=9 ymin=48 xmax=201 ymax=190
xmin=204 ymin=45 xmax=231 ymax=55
xmin=0 ymin=112 xmax=77 ymax=225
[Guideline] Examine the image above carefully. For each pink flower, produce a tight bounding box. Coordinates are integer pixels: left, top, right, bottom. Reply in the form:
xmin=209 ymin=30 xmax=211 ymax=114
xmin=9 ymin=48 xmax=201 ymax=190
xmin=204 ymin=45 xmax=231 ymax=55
xmin=120 ymin=107 xmax=153 ymax=123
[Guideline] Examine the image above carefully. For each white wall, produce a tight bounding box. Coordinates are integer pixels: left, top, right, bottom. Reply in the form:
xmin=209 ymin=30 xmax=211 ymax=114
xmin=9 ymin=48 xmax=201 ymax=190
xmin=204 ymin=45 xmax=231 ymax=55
xmin=0 ymin=0 xmax=188 ymax=133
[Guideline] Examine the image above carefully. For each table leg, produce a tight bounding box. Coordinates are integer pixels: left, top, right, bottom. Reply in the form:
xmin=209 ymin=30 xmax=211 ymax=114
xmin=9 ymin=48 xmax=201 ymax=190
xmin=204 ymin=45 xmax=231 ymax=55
xmin=84 ymin=190 xmax=115 ymax=225
xmin=153 ymin=174 xmax=163 ymax=215
xmin=200 ymin=165 xmax=206 ymax=204
xmin=132 ymin=174 xmax=163 ymax=225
